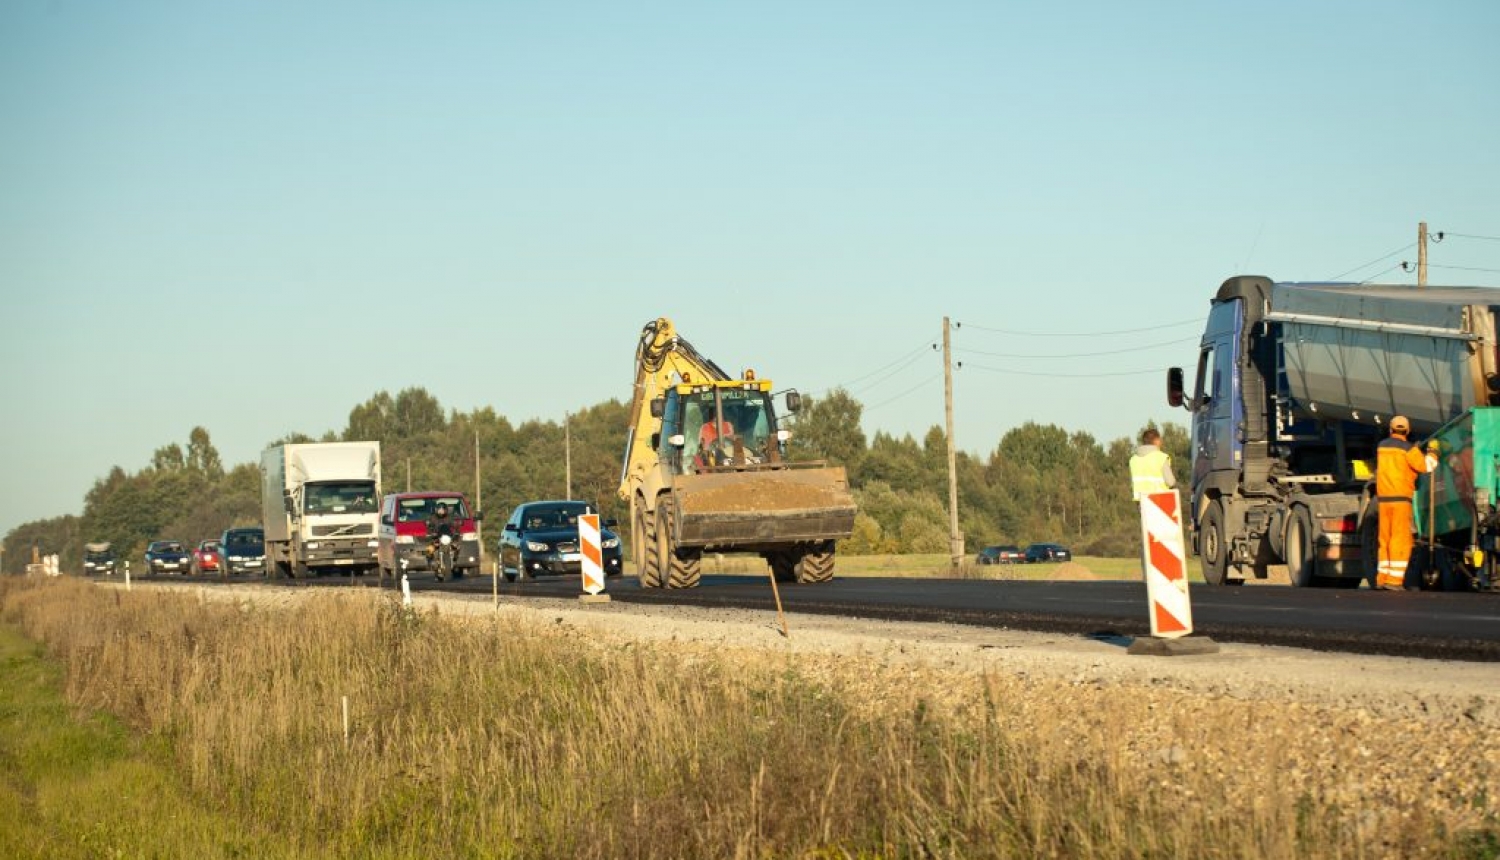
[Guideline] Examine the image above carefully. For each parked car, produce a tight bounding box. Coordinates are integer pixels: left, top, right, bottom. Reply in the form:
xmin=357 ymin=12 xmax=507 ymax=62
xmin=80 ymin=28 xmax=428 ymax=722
xmin=976 ymin=545 xmax=1025 ymax=565
xmin=377 ymin=491 xmax=482 ymax=579
xmin=219 ymin=527 xmax=266 ymax=576
xmin=1024 ymin=543 xmax=1071 ymax=563
xmin=144 ymin=540 xmax=192 ymax=574
xmin=83 ymin=542 xmax=117 ymax=575
xmin=499 ymin=500 xmax=623 ymax=582
xmin=190 ymin=540 xmax=222 ymax=576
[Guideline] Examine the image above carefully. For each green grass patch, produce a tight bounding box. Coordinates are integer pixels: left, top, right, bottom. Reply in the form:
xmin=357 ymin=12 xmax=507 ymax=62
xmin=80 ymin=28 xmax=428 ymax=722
xmin=0 ymin=622 xmax=290 ymax=860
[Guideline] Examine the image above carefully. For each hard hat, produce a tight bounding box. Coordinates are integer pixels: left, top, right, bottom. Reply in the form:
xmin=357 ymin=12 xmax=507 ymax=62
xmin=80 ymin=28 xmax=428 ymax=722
xmin=1390 ymin=415 xmax=1411 ymax=433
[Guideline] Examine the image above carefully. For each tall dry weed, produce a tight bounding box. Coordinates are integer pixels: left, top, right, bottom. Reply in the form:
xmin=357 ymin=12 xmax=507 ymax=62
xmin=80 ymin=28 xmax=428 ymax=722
xmin=2 ymin=577 xmax=1487 ymax=859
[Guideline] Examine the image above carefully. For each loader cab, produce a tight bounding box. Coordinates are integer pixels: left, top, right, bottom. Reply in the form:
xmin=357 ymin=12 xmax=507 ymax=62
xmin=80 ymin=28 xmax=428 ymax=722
xmin=659 ymin=382 xmax=785 ymax=474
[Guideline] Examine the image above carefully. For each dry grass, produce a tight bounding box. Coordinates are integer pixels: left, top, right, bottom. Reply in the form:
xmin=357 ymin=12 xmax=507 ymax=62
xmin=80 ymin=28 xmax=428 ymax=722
xmin=1 ymin=577 xmax=1492 ymax=859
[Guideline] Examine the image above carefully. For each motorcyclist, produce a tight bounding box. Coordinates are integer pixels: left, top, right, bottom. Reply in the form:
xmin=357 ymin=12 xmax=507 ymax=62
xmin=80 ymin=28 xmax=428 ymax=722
xmin=426 ymin=502 xmax=458 ymax=579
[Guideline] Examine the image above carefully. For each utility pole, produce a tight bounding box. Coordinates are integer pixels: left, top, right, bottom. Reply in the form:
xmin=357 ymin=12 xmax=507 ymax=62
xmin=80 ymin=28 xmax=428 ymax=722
xmin=1418 ymin=221 xmax=1429 ymax=287
xmin=565 ymin=412 xmax=573 ymax=499
xmin=943 ymin=317 xmax=963 ymax=568
xmin=405 ymin=458 xmax=411 ymax=492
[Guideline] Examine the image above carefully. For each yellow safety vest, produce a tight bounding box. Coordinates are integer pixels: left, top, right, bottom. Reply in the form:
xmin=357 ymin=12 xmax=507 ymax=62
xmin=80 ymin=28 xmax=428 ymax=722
xmin=1130 ymin=448 xmax=1171 ymax=501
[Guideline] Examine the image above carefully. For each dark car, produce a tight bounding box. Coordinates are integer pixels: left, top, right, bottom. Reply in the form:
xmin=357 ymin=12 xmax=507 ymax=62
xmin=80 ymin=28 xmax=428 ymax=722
xmin=976 ymin=545 xmax=1025 ymax=565
xmin=499 ymin=500 xmax=623 ymax=582
xmin=83 ymin=542 xmax=117 ymax=575
xmin=1024 ymin=543 xmax=1071 ymax=563
xmin=144 ymin=540 xmax=192 ymax=574
xmin=219 ymin=527 xmax=266 ymax=576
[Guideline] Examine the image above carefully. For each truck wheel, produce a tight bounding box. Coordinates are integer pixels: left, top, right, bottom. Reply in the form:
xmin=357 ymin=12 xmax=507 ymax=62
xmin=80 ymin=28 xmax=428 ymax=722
xmin=796 ymin=543 xmax=835 ymax=584
xmin=635 ymin=501 xmax=662 ymax=588
xmin=1285 ymin=507 xmax=1317 ymax=587
xmin=1198 ymin=501 xmax=1235 ymax=585
xmin=656 ymin=497 xmax=701 ymax=589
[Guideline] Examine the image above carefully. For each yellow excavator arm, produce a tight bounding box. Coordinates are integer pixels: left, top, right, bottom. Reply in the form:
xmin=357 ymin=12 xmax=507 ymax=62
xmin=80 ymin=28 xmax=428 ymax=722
xmin=619 ymin=318 xmax=732 ymax=500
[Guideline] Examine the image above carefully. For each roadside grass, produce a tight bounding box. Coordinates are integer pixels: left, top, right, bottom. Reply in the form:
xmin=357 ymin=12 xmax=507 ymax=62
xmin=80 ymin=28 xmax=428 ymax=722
xmin=0 ymin=618 xmax=291 ymax=859
xmin=1 ymin=576 xmax=1485 ymax=858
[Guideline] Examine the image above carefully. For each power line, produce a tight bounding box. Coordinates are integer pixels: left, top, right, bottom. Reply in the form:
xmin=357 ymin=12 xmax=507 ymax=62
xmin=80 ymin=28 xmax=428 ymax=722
xmin=848 ymin=345 xmax=936 ymax=395
xmin=1442 ymin=232 xmax=1500 ymax=242
xmin=864 ymin=373 xmax=941 ymax=411
xmin=962 ymin=361 xmax=1160 ymax=379
xmin=1357 ymin=263 xmax=1406 ymax=285
xmin=1327 ymin=242 xmax=1416 ymax=282
xmin=835 ymin=339 xmax=934 ymax=390
xmin=1425 ymin=263 xmax=1500 ymax=275
xmin=959 ymin=318 xmax=1202 ymax=337
xmin=955 ymin=336 xmax=1197 ymax=361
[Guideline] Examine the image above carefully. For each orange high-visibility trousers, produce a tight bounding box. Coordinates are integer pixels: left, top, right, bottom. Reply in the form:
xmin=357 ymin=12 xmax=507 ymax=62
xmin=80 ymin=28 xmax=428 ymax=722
xmin=1377 ymin=500 xmax=1415 ymax=589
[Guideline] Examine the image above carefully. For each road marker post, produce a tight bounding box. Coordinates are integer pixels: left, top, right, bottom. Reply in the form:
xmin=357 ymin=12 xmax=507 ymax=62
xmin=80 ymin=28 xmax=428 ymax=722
xmin=401 ymin=573 xmax=412 ymax=608
xmin=1129 ymin=491 xmax=1219 ymax=656
xmin=578 ymin=514 xmax=611 ymax=604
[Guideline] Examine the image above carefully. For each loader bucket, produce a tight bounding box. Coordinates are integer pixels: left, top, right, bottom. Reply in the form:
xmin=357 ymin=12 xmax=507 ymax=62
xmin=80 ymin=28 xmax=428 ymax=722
xmin=671 ymin=466 xmax=857 ymax=549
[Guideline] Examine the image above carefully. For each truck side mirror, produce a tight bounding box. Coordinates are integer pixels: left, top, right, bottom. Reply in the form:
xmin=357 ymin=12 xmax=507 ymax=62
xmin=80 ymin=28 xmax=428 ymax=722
xmin=784 ymin=391 xmax=802 ymax=413
xmin=1167 ymin=368 xmax=1185 ymax=408
xmin=473 ymin=510 xmax=484 ymax=522
xmin=282 ymin=488 xmax=295 ymax=514
xmin=650 ymin=398 xmax=665 ymax=418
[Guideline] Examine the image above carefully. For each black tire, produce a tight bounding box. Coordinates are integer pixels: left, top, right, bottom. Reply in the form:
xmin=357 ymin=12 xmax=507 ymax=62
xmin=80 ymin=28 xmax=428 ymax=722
xmin=1285 ymin=506 xmax=1316 ymax=588
xmin=795 ymin=543 xmax=835 ymax=584
xmin=656 ymin=496 xmax=701 ymax=589
xmin=635 ymin=501 xmax=662 ymax=588
xmin=1198 ymin=500 xmax=1235 ymax=585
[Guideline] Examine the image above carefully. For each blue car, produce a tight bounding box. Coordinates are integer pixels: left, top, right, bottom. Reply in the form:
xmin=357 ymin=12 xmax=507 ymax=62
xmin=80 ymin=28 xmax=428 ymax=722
xmin=144 ymin=540 xmax=192 ymax=575
xmin=498 ymin=500 xmax=623 ymax=582
xmin=219 ymin=527 xmax=266 ymax=576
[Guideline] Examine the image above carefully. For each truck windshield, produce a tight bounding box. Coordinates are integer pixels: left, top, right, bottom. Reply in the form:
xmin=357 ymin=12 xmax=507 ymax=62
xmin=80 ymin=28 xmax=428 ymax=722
xmin=305 ymin=482 xmax=379 ymax=514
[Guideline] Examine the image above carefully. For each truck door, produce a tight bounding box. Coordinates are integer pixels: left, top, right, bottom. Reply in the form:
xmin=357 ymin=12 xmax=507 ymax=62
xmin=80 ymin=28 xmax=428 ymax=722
xmin=1191 ymin=300 xmax=1242 ymax=488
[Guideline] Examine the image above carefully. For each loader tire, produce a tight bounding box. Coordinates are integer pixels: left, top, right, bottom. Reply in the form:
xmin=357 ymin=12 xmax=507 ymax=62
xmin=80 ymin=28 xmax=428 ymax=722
xmin=635 ymin=501 xmax=663 ymax=588
xmin=796 ymin=543 xmax=835 ymax=584
xmin=656 ymin=496 xmax=701 ymax=589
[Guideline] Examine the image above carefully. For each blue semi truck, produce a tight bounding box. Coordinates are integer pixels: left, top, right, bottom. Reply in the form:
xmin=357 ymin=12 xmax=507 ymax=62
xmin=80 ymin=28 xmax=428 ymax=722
xmin=1167 ymin=275 xmax=1500 ymax=590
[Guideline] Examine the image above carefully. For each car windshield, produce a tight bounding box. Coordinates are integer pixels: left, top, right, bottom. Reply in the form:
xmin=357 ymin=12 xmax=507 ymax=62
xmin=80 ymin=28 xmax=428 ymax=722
xmin=225 ymin=531 xmax=263 ymax=547
xmin=304 ymin=482 xmax=379 ymax=515
xmin=85 ymin=551 xmax=113 ymax=561
xmin=523 ymin=504 xmax=589 ymax=530
xmin=396 ymin=497 xmax=469 ymax=522
xmin=150 ymin=542 xmax=184 ymax=553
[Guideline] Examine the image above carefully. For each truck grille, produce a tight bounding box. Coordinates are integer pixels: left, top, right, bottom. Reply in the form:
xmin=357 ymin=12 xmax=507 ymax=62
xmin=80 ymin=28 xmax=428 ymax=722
xmin=311 ymin=523 xmax=373 ymax=537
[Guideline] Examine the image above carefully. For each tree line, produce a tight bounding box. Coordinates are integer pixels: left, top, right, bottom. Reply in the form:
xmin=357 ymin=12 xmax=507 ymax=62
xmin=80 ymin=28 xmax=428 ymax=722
xmin=2 ymin=387 xmax=1187 ymax=573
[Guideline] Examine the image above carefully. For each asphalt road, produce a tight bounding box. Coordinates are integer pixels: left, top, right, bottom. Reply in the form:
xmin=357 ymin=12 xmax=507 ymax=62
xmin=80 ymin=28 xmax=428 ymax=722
xmin=159 ymin=567 xmax=1500 ymax=663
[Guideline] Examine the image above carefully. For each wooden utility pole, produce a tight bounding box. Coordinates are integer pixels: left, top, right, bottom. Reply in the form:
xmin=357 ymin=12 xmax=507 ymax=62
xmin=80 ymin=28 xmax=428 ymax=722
xmin=1418 ymin=221 xmax=1429 ymax=287
xmin=474 ymin=429 xmax=484 ymax=569
xmin=565 ymin=412 xmax=573 ymax=499
xmin=943 ymin=317 xmax=963 ymax=568
xmin=405 ymin=458 xmax=411 ymax=492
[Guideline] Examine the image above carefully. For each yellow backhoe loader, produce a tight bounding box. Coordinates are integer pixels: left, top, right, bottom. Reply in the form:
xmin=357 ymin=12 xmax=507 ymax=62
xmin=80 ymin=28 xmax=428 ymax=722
xmin=619 ymin=318 xmax=857 ymax=588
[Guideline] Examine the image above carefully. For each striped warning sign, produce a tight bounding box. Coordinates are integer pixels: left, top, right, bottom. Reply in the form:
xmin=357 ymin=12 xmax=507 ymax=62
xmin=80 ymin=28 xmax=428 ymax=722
xmin=579 ymin=513 xmax=604 ymax=595
xmin=1139 ymin=491 xmax=1192 ymax=638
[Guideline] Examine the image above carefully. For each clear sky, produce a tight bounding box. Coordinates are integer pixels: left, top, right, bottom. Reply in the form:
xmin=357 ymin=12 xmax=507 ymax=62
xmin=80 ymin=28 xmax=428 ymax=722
xmin=3 ymin=0 xmax=1497 ymax=539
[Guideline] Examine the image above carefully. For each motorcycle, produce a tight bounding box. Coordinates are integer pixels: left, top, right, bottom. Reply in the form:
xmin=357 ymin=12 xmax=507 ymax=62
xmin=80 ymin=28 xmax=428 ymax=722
xmin=426 ymin=517 xmax=459 ymax=582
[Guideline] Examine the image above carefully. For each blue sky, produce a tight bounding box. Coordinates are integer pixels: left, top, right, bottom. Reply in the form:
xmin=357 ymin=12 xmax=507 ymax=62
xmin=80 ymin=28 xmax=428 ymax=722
xmin=3 ymin=0 xmax=1498 ymax=538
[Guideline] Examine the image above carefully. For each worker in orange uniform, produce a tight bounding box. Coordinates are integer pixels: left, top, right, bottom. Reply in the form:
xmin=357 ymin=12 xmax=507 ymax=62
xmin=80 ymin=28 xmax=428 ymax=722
xmin=1375 ymin=415 xmax=1435 ymax=590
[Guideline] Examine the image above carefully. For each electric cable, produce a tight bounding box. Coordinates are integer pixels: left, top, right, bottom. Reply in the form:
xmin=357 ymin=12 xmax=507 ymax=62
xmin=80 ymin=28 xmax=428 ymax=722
xmin=1327 ymin=242 xmax=1416 ymax=282
xmin=864 ymin=373 xmax=942 ymax=411
xmin=962 ymin=361 xmax=1160 ymax=379
xmin=955 ymin=336 xmax=1197 ymax=361
xmin=959 ymin=318 xmax=1202 ymax=337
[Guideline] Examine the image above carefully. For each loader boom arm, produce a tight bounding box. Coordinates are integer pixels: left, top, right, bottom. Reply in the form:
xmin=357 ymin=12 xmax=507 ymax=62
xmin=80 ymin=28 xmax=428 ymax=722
xmin=619 ymin=318 xmax=733 ymax=500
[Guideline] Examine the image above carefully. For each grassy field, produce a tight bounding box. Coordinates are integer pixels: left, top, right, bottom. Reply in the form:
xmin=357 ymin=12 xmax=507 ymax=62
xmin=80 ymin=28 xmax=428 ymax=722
xmin=2 ymin=575 xmax=1486 ymax=858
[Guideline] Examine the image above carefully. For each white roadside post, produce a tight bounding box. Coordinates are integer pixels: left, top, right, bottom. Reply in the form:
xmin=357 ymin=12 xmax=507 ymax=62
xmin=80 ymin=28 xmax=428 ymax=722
xmin=125 ymin=560 xmax=132 ymax=591
xmin=578 ymin=513 xmax=611 ymax=604
xmin=1128 ymin=490 xmax=1219 ymax=656
xmin=401 ymin=573 xmax=412 ymax=608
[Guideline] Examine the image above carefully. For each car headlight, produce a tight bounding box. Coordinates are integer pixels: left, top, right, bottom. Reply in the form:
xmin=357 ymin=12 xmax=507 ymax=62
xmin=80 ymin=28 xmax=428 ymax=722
xmin=525 ymin=540 xmax=549 ymax=552
xmin=305 ymin=542 xmax=320 ymax=550
xmin=366 ymin=540 xmax=379 ymax=548
xmin=602 ymin=537 xmax=620 ymax=549
xmin=396 ymin=535 xmax=414 ymax=544
xmin=228 ymin=555 xmax=244 ymax=562
xmin=462 ymin=533 xmax=478 ymax=542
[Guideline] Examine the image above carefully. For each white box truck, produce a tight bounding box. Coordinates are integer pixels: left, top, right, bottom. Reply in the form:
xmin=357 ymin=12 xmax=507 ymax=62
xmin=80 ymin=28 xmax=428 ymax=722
xmin=261 ymin=441 xmax=382 ymax=578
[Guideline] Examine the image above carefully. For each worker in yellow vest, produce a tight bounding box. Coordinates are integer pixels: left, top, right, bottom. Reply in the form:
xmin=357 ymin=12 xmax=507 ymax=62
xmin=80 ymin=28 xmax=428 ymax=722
xmin=1130 ymin=428 xmax=1177 ymax=502
xmin=1375 ymin=415 xmax=1435 ymax=590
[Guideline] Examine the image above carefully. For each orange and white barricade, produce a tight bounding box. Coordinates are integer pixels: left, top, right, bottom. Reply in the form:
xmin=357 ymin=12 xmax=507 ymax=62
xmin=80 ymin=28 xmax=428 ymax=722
xmin=1139 ymin=490 xmax=1193 ymax=638
xmin=579 ymin=514 xmax=608 ymax=600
